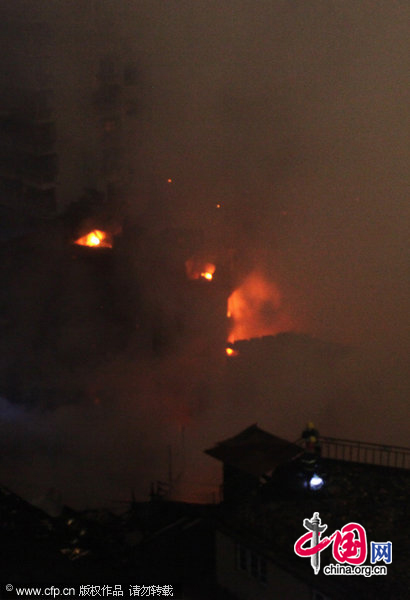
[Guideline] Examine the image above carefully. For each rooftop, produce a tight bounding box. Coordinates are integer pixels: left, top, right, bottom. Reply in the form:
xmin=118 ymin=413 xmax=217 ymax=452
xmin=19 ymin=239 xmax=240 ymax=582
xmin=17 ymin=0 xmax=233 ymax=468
xmin=205 ymin=423 xmax=303 ymax=477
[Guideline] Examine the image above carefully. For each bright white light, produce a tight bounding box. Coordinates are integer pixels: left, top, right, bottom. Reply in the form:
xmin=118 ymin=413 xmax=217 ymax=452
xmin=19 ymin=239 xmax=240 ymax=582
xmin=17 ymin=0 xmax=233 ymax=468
xmin=309 ymin=474 xmax=324 ymax=491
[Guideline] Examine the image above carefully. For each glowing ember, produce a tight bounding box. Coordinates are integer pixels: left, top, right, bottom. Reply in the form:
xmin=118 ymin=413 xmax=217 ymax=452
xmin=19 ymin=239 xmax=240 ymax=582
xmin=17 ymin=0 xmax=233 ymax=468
xmin=74 ymin=230 xmax=112 ymax=248
xmin=227 ymin=271 xmax=293 ymax=342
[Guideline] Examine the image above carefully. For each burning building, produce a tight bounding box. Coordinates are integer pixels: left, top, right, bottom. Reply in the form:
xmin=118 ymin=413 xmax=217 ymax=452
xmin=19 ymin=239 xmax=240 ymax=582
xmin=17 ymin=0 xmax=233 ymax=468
xmin=0 ymin=195 xmax=239 ymax=408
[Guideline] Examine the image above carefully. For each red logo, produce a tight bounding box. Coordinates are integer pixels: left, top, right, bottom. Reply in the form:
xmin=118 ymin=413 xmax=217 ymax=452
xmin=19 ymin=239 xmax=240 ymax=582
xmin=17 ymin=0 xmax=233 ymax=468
xmin=294 ymin=512 xmax=367 ymax=574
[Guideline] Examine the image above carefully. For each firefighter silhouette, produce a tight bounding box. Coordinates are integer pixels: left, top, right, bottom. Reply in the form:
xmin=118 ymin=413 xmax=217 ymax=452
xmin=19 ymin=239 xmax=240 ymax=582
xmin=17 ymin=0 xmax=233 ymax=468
xmin=302 ymin=422 xmax=321 ymax=456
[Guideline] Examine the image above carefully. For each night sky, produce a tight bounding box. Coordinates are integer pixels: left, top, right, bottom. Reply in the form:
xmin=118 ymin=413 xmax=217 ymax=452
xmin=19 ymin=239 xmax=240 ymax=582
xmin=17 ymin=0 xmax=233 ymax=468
xmin=0 ymin=1 xmax=408 ymax=509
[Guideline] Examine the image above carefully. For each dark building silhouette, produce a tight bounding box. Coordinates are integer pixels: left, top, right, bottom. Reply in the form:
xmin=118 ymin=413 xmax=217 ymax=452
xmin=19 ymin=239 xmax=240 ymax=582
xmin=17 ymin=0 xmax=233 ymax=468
xmin=205 ymin=424 xmax=302 ymax=503
xmin=0 ymin=2 xmax=141 ymax=218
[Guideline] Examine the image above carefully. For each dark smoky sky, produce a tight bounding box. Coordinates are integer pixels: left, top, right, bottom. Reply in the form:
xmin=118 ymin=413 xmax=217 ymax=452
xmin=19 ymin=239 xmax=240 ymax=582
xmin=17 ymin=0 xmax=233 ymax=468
xmin=0 ymin=1 xmax=409 ymax=509
xmin=110 ymin=0 xmax=410 ymax=457
xmin=126 ymin=0 xmax=409 ymax=349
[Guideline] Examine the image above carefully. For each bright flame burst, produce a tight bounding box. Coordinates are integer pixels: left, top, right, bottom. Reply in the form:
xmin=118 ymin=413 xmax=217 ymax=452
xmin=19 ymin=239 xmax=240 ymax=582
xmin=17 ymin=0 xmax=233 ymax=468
xmin=201 ymin=271 xmax=213 ymax=281
xmin=227 ymin=271 xmax=293 ymax=342
xmin=74 ymin=230 xmax=112 ymax=248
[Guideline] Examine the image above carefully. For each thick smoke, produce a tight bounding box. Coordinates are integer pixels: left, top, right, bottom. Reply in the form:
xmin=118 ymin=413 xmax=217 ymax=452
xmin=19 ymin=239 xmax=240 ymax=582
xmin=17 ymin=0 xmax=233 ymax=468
xmin=0 ymin=1 xmax=408 ymax=508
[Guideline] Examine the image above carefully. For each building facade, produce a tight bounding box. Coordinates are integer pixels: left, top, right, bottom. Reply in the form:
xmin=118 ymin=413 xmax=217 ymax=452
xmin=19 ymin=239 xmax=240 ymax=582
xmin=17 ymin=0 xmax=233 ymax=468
xmin=0 ymin=2 xmax=141 ymax=217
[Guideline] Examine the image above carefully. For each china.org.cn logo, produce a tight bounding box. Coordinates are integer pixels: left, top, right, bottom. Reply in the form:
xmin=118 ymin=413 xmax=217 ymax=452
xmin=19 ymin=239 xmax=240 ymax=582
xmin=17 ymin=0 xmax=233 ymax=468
xmin=294 ymin=512 xmax=392 ymax=577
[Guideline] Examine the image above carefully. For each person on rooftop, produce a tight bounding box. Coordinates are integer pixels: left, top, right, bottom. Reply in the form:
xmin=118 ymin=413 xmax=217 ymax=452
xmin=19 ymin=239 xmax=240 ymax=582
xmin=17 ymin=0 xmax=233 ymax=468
xmin=302 ymin=422 xmax=321 ymax=456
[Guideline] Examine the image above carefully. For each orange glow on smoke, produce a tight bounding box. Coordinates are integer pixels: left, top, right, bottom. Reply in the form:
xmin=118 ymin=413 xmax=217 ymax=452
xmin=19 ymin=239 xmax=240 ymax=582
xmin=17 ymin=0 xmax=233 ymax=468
xmin=227 ymin=271 xmax=293 ymax=342
xmin=74 ymin=230 xmax=112 ymax=248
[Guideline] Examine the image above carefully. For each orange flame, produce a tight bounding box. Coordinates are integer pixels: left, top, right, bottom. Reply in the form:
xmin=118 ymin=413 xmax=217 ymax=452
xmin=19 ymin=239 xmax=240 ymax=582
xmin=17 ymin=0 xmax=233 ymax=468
xmin=201 ymin=271 xmax=213 ymax=281
xmin=227 ymin=271 xmax=293 ymax=342
xmin=225 ymin=346 xmax=239 ymax=357
xmin=74 ymin=230 xmax=112 ymax=248
xmin=185 ymin=258 xmax=216 ymax=281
